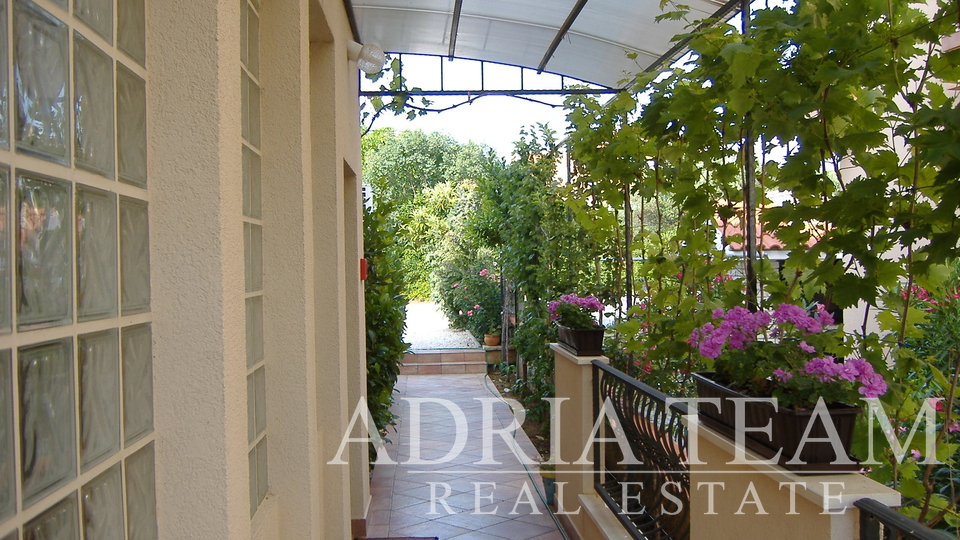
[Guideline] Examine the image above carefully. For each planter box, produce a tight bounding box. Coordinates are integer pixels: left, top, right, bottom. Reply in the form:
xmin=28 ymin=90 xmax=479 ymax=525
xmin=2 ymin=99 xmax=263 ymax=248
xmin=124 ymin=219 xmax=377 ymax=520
xmin=556 ymin=325 xmax=604 ymax=356
xmin=693 ymin=372 xmax=861 ymax=473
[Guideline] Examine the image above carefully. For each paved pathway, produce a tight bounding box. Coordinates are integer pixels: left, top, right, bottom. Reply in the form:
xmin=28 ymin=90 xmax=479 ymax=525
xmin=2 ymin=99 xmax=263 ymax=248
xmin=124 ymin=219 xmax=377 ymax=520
xmin=404 ymin=302 xmax=480 ymax=350
xmin=367 ymin=374 xmax=565 ymax=540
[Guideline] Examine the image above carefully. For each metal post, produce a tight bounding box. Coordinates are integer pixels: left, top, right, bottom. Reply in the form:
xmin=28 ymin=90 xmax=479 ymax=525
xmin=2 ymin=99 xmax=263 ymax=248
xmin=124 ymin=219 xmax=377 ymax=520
xmin=741 ymin=0 xmax=759 ymax=312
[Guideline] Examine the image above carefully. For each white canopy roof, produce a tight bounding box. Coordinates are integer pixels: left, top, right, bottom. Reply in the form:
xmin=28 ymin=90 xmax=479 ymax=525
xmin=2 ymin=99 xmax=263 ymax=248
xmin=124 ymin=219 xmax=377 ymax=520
xmin=346 ymin=0 xmax=738 ymax=88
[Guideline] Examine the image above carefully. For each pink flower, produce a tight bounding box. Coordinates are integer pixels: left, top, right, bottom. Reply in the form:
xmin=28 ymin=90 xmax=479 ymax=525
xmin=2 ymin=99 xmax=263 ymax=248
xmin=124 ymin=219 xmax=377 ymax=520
xmin=479 ymin=269 xmax=489 ymax=277
xmin=911 ymin=449 xmax=922 ymax=461
xmin=798 ymin=341 xmax=816 ymax=353
xmin=858 ymin=373 xmax=888 ymax=399
xmin=949 ymin=421 xmax=960 ymax=433
xmin=935 ymin=400 xmax=945 ymax=413
xmin=453 ymin=283 xmax=460 ymax=288
xmin=474 ymin=304 xmax=480 ymax=309
xmin=772 ymin=368 xmax=793 ymax=382
xmin=467 ymin=310 xmax=474 ymax=317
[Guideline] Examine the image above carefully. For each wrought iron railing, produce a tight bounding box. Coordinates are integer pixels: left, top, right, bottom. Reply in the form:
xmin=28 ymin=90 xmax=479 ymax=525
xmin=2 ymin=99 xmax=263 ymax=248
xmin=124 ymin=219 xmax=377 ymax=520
xmin=592 ymin=360 xmax=690 ymax=540
xmin=855 ymin=498 xmax=951 ymax=540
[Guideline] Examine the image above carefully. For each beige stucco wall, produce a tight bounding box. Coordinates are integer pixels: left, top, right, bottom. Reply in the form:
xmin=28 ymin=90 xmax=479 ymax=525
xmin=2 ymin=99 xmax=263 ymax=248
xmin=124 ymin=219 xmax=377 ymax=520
xmin=148 ymin=0 xmax=368 ymax=537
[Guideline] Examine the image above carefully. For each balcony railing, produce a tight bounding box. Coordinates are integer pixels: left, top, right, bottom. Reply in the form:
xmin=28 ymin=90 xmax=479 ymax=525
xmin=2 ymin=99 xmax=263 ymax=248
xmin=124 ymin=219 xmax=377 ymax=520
xmin=855 ymin=498 xmax=950 ymax=540
xmin=592 ymin=360 xmax=691 ymax=540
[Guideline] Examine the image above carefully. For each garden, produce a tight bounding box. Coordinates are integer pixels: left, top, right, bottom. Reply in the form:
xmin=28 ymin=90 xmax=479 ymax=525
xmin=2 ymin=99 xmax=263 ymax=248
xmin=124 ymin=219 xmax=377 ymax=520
xmin=363 ymin=0 xmax=960 ymax=531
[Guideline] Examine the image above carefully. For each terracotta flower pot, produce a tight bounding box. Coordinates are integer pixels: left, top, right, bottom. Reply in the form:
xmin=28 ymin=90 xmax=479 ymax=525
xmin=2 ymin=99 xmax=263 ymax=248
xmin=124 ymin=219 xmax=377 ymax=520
xmin=693 ymin=372 xmax=861 ymax=473
xmin=483 ymin=334 xmax=501 ymax=346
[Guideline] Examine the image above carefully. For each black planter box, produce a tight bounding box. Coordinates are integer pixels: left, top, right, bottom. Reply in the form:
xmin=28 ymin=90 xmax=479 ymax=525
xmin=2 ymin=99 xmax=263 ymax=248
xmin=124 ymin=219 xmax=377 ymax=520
xmin=693 ymin=372 xmax=861 ymax=473
xmin=556 ymin=325 xmax=604 ymax=356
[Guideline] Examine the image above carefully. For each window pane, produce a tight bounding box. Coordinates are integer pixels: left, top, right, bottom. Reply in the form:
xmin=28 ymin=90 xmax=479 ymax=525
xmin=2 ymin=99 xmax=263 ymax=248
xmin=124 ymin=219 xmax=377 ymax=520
xmin=119 ymin=197 xmax=149 ymax=315
xmin=243 ymin=222 xmax=261 ymax=293
xmin=247 ymin=6 xmax=259 ymax=78
xmin=0 ymin=0 xmax=10 ymax=150
xmin=23 ymin=493 xmax=79 ymax=540
xmin=81 ymin=464 xmax=123 ymax=540
xmin=247 ymin=448 xmax=257 ymax=517
xmin=254 ymin=367 xmax=265 ymax=439
xmin=122 ymin=324 xmax=152 ymax=446
xmin=74 ymin=34 xmax=115 ymax=179
xmin=117 ymin=65 xmax=146 ymax=187
xmin=0 ymin=351 xmax=14 ymax=523
xmin=242 ymin=145 xmax=261 ymax=219
xmin=246 ymin=373 xmax=255 ymax=443
xmin=76 ymin=185 xmax=118 ymax=321
xmin=256 ymin=437 xmax=267 ymax=504
xmin=15 ymin=0 xmax=69 ymax=163
xmin=245 ymin=296 xmax=262 ymax=368
xmin=78 ymin=329 xmax=120 ymax=470
xmin=241 ymin=72 xmax=260 ymax=148
xmin=0 ymin=167 xmax=11 ymax=334
xmin=74 ymin=0 xmax=112 ymax=43
xmin=17 ymin=173 xmax=72 ymax=329
xmin=19 ymin=339 xmax=75 ymax=506
xmin=125 ymin=443 xmax=157 ymax=540
xmin=116 ymin=0 xmax=144 ymax=65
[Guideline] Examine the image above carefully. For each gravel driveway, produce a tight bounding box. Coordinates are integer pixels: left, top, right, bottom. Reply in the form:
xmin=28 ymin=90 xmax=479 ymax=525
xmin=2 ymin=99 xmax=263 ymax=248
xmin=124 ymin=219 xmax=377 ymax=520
xmin=403 ymin=301 xmax=480 ymax=350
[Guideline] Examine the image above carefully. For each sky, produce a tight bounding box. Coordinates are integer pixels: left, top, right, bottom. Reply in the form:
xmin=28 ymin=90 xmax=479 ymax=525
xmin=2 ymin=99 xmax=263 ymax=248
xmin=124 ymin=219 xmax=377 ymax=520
xmin=361 ymin=55 xmax=578 ymax=159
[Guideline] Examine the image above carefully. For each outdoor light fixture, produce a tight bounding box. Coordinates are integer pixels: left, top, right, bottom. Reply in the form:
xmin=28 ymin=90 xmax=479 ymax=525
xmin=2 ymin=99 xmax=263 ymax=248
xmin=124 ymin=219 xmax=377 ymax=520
xmin=347 ymin=41 xmax=386 ymax=74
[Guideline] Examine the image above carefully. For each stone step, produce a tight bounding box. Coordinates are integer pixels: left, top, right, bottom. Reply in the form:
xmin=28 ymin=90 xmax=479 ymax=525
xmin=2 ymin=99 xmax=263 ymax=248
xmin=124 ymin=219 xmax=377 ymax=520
xmin=398 ymin=362 xmax=487 ymax=375
xmin=402 ymin=349 xmax=485 ymax=365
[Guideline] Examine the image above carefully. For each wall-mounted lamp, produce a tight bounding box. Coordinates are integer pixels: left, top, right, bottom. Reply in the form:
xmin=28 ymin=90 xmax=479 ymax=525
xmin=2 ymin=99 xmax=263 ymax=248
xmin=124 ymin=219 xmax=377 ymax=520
xmin=347 ymin=41 xmax=386 ymax=74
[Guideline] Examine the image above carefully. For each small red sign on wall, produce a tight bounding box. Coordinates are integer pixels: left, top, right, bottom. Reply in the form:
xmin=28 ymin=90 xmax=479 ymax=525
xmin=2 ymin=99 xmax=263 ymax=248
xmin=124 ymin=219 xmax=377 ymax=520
xmin=360 ymin=258 xmax=368 ymax=281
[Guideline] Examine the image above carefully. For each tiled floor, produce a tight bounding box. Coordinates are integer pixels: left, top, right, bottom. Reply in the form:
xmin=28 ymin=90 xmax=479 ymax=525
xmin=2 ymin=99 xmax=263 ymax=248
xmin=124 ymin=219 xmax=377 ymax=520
xmin=366 ymin=374 xmax=566 ymax=540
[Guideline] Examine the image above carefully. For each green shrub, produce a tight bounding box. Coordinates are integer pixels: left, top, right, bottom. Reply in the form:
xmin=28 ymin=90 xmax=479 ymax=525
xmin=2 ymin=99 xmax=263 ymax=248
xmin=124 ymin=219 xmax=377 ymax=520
xmin=363 ymin=202 xmax=409 ymax=437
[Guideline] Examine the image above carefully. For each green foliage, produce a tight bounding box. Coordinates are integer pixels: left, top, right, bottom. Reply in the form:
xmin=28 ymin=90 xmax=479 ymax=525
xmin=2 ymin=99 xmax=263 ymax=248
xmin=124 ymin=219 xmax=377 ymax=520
xmin=363 ymin=202 xmax=409 ymax=438
xmin=565 ymin=0 xmax=960 ymax=528
xmin=362 ymin=129 xmax=503 ymax=299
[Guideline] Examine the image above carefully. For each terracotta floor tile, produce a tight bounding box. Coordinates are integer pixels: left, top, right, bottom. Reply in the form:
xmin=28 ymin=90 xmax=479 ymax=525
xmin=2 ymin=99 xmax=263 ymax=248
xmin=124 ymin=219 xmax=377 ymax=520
xmin=366 ymin=374 xmax=565 ymax=539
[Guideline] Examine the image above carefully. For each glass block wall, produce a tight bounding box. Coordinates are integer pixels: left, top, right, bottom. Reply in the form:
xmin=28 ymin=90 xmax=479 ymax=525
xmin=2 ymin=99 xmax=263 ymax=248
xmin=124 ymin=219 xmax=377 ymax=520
xmin=241 ymin=0 xmax=267 ymax=519
xmin=0 ymin=0 xmax=156 ymax=538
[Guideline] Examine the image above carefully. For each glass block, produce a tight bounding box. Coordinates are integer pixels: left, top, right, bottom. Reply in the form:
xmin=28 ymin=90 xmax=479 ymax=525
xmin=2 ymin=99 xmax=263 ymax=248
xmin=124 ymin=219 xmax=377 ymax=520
xmin=17 ymin=173 xmax=72 ymax=329
xmin=0 ymin=168 xmax=11 ymax=334
xmin=49 ymin=0 xmax=66 ymax=9
xmin=247 ymin=6 xmax=259 ymax=78
xmin=81 ymin=464 xmax=123 ymax=540
xmin=124 ymin=443 xmax=157 ymax=540
xmin=0 ymin=1 xmax=10 ymax=151
xmin=247 ymin=448 xmax=257 ymax=517
xmin=242 ymin=145 xmax=261 ymax=219
xmin=119 ymin=197 xmax=149 ymax=315
xmin=244 ymin=223 xmax=261 ymax=292
xmin=256 ymin=437 xmax=267 ymax=504
xmin=76 ymin=185 xmax=118 ymax=321
xmin=75 ymin=0 xmax=112 ymax=43
xmin=74 ymin=34 xmax=114 ymax=179
xmin=19 ymin=339 xmax=75 ymax=506
xmin=23 ymin=493 xmax=79 ymax=540
xmin=122 ymin=324 xmax=152 ymax=445
xmin=254 ymin=367 xmax=265 ymax=438
xmin=241 ymin=72 xmax=260 ymax=148
xmin=15 ymin=0 xmax=69 ymax=163
xmin=246 ymin=372 xmax=255 ymax=443
xmin=117 ymin=66 xmax=146 ymax=187
xmin=245 ymin=296 xmax=262 ymax=368
xmin=248 ymin=437 xmax=267 ymax=517
xmin=78 ymin=330 xmax=120 ymax=470
xmin=0 ymin=351 xmax=14 ymax=523
xmin=240 ymin=0 xmax=247 ymax=71
xmin=117 ymin=0 xmax=144 ymax=65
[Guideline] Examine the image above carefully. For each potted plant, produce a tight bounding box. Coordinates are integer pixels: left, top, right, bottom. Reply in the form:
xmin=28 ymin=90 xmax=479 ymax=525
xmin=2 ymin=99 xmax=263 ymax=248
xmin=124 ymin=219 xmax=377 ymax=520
xmin=539 ymin=462 xmax=556 ymax=507
xmin=688 ymin=303 xmax=888 ymax=472
xmin=549 ymin=294 xmax=606 ymax=356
